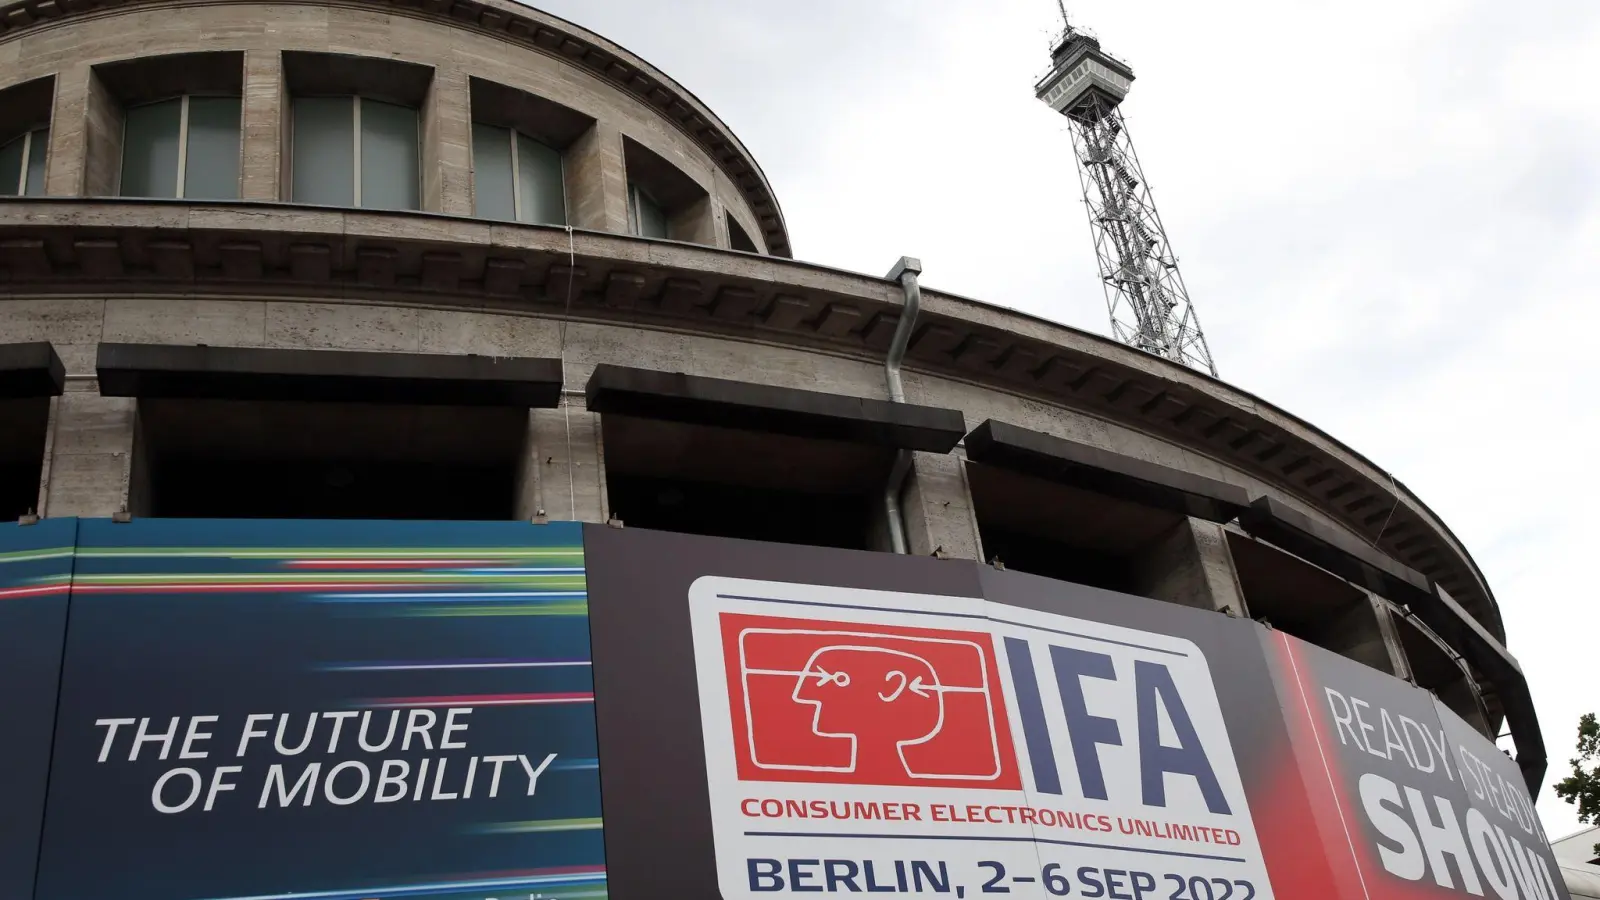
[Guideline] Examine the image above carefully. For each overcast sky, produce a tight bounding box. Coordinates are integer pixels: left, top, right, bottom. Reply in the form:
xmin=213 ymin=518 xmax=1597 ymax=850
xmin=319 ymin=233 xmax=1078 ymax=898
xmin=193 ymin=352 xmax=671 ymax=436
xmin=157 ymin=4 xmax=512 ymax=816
xmin=532 ymin=0 xmax=1600 ymax=835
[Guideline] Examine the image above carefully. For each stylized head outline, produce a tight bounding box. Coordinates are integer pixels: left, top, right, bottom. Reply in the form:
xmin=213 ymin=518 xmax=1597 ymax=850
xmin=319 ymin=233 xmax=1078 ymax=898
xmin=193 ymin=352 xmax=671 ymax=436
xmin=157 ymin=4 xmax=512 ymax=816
xmin=792 ymin=645 xmax=946 ymax=775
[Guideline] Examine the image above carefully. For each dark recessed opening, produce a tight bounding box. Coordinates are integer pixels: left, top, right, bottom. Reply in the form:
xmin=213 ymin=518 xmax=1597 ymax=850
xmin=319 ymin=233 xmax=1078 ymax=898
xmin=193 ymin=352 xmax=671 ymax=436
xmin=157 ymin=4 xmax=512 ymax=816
xmin=94 ymin=51 xmax=245 ymax=104
xmin=601 ymin=414 xmax=892 ymax=551
xmin=1394 ymin=614 xmax=1489 ymax=734
xmin=135 ymin=398 xmax=525 ymax=520
xmin=0 ymin=397 xmax=49 ymax=521
xmin=1227 ymin=533 xmax=1396 ymax=673
xmin=0 ymin=75 xmax=54 ymax=146
xmin=622 ymin=137 xmax=712 ymax=244
xmin=968 ymin=463 xmax=1183 ymax=593
xmin=728 ymin=216 xmax=759 ymax=253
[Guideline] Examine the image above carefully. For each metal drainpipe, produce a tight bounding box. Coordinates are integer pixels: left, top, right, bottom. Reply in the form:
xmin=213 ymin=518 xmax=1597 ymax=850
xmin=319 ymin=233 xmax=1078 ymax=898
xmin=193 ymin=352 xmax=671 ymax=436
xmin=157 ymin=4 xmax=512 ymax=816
xmin=883 ymin=256 xmax=922 ymax=554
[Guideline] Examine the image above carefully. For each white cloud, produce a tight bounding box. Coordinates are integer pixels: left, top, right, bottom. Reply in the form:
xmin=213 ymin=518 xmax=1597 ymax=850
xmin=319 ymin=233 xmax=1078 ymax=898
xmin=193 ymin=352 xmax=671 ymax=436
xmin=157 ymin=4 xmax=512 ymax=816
xmin=532 ymin=0 xmax=1600 ymax=835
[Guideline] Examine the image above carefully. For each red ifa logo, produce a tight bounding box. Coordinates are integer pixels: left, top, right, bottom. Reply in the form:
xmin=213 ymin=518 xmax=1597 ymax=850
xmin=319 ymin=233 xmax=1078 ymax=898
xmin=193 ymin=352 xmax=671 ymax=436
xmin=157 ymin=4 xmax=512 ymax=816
xmin=719 ymin=613 xmax=1022 ymax=790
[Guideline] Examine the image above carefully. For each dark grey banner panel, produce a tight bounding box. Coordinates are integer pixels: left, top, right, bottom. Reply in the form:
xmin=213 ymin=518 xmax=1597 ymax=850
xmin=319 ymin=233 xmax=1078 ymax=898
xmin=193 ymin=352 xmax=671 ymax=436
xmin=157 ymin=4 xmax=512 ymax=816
xmin=963 ymin=418 xmax=1251 ymax=522
xmin=96 ymin=343 xmax=563 ymax=407
xmin=585 ymin=364 xmax=966 ymax=451
xmin=0 ymin=342 xmax=65 ymax=398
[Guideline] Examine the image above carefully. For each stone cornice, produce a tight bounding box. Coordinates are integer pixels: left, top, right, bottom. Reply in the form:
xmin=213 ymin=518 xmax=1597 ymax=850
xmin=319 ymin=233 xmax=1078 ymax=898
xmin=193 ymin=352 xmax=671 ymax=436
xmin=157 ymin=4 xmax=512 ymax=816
xmin=0 ymin=198 xmax=1500 ymax=642
xmin=0 ymin=0 xmax=793 ymax=257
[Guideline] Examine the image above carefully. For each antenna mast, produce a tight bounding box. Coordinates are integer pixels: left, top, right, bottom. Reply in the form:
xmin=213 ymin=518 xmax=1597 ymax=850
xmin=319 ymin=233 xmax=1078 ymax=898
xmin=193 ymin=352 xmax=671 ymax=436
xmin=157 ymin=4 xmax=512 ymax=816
xmin=1034 ymin=11 xmax=1217 ymax=376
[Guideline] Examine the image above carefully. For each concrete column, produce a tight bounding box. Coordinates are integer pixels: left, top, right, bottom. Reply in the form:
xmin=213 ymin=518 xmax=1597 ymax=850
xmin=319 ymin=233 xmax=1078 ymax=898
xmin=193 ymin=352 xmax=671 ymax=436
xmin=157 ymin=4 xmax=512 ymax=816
xmin=566 ymin=121 xmax=627 ymax=233
xmin=1320 ymin=599 xmax=1400 ymax=675
xmin=1369 ymin=595 xmax=1415 ymax=682
xmin=515 ymin=404 xmax=608 ymax=523
xmin=240 ymin=49 xmax=284 ymax=201
xmin=83 ymin=70 xmax=121 ymax=197
xmin=37 ymin=391 xmax=136 ymax=518
xmin=669 ymin=194 xmax=719 ymax=248
xmin=1131 ymin=518 xmax=1247 ymax=613
xmin=421 ymin=66 xmax=472 ymax=216
xmin=711 ymin=196 xmax=731 ymax=249
xmin=899 ymin=451 xmax=983 ymax=560
xmin=44 ymin=66 xmax=93 ymax=196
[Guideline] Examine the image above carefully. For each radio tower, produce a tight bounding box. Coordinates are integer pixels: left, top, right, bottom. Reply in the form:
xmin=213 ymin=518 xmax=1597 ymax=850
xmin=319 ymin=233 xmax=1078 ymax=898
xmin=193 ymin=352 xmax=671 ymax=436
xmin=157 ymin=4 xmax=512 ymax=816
xmin=1034 ymin=4 xmax=1217 ymax=376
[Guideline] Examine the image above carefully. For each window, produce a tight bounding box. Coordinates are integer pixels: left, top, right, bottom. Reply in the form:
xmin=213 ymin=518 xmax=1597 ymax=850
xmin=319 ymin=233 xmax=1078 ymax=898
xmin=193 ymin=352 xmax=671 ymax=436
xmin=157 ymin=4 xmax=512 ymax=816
xmin=120 ymin=96 xmax=241 ymax=199
xmin=291 ymin=96 xmax=419 ymax=210
xmin=728 ymin=215 xmax=759 ymax=253
xmin=628 ymin=182 xmax=668 ymax=238
xmin=0 ymin=127 xmax=49 ymax=196
xmin=471 ymin=124 xmax=566 ymax=225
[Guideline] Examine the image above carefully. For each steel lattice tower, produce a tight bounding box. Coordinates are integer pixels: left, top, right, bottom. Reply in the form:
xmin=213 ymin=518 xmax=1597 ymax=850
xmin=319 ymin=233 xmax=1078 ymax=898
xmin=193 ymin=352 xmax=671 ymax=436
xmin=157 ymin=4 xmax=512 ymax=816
xmin=1035 ymin=23 xmax=1217 ymax=376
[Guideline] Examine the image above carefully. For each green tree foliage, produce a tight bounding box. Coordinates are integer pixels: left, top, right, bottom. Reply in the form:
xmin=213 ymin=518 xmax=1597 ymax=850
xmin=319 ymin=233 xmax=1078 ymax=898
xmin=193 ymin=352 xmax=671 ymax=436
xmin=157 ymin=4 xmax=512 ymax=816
xmin=1554 ymin=712 xmax=1600 ymax=855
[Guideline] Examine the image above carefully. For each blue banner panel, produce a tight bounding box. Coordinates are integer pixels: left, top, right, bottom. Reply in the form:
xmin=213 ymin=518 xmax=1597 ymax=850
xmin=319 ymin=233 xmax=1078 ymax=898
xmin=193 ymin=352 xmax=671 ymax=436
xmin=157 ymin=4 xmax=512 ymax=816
xmin=0 ymin=518 xmax=75 ymax=900
xmin=34 ymin=518 xmax=603 ymax=900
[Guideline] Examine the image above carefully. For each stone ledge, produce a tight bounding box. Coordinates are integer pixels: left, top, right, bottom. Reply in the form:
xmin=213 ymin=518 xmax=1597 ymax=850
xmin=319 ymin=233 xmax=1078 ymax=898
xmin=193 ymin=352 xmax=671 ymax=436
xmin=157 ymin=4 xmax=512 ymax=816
xmin=0 ymin=198 xmax=1502 ymax=641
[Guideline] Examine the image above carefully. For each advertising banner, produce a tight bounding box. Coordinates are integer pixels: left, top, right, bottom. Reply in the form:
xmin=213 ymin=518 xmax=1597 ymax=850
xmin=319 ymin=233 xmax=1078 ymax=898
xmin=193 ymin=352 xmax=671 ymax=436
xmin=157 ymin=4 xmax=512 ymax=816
xmin=0 ymin=519 xmax=75 ymax=900
xmin=1265 ymin=630 xmax=1564 ymax=900
xmin=32 ymin=518 xmax=603 ymax=900
xmin=583 ymin=525 xmax=1566 ymax=900
xmin=0 ymin=520 xmax=1565 ymax=900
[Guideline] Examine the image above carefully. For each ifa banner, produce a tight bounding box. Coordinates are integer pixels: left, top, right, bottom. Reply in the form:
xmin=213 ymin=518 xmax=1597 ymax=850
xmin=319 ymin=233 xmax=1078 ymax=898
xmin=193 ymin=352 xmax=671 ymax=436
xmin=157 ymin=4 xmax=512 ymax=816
xmin=583 ymin=525 xmax=1567 ymax=900
xmin=0 ymin=520 xmax=1566 ymax=900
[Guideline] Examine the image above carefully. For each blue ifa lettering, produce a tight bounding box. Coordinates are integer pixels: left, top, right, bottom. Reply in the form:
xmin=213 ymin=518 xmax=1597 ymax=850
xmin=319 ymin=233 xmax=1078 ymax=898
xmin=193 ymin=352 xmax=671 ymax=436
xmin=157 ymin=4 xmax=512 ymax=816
xmin=1006 ymin=642 xmax=1230 ymax=814
xmin=1133 ymin=659 xmax=1230 ymax=814
xmin=1049 ymin=645 xmax=1123 ymax=801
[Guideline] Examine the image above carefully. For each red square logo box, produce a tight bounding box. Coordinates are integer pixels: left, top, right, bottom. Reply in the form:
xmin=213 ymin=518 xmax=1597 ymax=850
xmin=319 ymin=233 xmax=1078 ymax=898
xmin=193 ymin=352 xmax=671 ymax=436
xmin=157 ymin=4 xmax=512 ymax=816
xmin=719 ymin=613 xmax=1022 ymax=790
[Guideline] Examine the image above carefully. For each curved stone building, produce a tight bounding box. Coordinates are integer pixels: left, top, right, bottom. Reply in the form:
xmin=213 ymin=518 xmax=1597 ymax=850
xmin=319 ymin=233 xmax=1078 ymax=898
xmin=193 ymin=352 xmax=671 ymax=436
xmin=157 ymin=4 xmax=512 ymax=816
xmin=0 ymin=0 xmax=1541 ymax=804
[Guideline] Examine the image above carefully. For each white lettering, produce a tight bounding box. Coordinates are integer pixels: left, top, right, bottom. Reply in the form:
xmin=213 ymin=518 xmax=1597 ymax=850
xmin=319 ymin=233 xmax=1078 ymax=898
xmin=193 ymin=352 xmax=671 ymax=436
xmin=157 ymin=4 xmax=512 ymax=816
xmin=441 ymin=708 xmax=472 ymax=749
xmin=259 ymin=763 xmax=321 ymax=808
xmin=152 ymin=767 xmax=203 ymax=813
xmin=204 ymin=765 xmax=243 ymax=811
xmin=430 ymin=757 xmax=459 ymax=800
xmin=358 ymin=709 xmax=398 ymax=752
xmin=1467 ymin=808 xmax=1516 ymax=899
xmin=324 ymin=760 xmax=372 ymax=806
xmin=274 ymin=712 xmax=317 ymax=755
xmin=375 ymin=759 xmax=409 ymax=802
xmin=1404 ymin=787 xmax=1482 ymax=894
xmin=1351 ymin=699 xmax=1385 ymax=759
xmin=131 ymin=716 xmax=180 ymax=761
xmin=402 ymin=709 xmax=437 ymax=751
xmin=1380 ymin=708 xmax=1414 ymax=769
xmin=179 ymin=715 xmax=218 ymax=760
xmin=322 ymin=710 xmax=357 ymax=753
xmin=483 ymin=755 xmax=517 ymax=798
xmin=236 ymin=713 xmax=274 ymax=757
xmin=1325 ymin=688 xmax=1361 ymax=748
xmin=518 ymin=753 xmax=558 ymax=796
xmin=1360 ymin=773 xmax=1424 ymax=880
xmin=93 ymin=717 xmax=135 ymax=763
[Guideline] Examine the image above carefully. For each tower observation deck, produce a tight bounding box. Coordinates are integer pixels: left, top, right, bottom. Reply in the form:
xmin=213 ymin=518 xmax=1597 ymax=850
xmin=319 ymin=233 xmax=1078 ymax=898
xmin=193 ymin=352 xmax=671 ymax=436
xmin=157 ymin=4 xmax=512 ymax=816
xmin=1036 ymin=26 xmax=1217 ymax=376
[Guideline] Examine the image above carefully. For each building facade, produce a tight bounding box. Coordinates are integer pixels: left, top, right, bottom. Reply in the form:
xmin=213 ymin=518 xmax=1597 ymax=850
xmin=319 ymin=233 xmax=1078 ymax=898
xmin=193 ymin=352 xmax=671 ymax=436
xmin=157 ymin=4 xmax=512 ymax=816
xmin=0 ymin=0 xmax=1541 ymax=823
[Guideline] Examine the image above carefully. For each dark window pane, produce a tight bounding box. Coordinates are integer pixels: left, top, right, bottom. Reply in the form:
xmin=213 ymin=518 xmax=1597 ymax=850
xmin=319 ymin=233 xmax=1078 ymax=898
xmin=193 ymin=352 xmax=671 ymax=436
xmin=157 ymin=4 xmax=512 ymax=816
xmin=0 ymin=133 xmax=24 ymax=196
xmin=359 ymin=99 xmax=418 ymax=211
xmin=631 ymin=183 xmax=668 ymax=238
xmin=184 ymin=97 xmax=241 ymax=200
xmin=121 ymin=99 xmax=182 ymax=198
xmin=516 ymin=133 xmax=565 ymax=226
xmin=472 ymin=123 xmax=515 ymax=221
xmin=292 ymin=97 xmax=354 ymax=205
xmin=23 ymin=128 xmax=48 ymax=196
